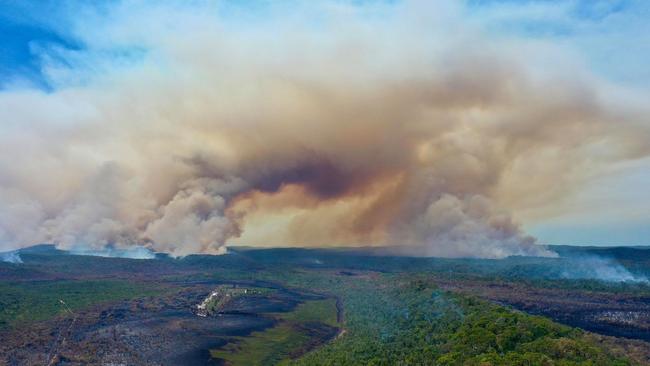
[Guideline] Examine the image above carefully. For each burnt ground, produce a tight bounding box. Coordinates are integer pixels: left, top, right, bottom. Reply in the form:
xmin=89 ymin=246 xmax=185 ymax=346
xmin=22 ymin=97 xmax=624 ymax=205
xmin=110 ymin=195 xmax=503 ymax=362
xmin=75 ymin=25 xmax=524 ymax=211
xmin=0 ymin=281 xmax=337 ymax=366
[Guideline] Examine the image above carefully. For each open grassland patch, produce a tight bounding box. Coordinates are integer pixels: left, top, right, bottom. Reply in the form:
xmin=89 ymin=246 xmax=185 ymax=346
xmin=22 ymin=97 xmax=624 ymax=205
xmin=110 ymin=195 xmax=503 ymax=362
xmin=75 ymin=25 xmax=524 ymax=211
xmin=0 ymin=280 xmax=163 ymax=329
xmin=211 ymin=298 xmax=339 ymax=365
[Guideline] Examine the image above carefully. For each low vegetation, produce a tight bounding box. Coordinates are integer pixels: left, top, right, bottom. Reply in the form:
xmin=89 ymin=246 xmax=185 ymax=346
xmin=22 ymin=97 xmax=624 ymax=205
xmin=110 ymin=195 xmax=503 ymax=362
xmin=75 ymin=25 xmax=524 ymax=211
xmin=278 ymin=298 xmax=339 ymax=327
xmin=0 ymin=280 xmax=161 ymax=329
xmin=211 ymin=298 xmax=339 ymax=366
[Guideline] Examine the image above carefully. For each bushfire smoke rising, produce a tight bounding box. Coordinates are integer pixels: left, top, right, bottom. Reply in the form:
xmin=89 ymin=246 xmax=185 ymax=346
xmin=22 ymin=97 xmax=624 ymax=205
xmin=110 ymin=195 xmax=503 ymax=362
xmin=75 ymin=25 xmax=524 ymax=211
xmin=0 ymin=2 xmax=649 ymax=257
xmin=561 ymin=256 xmax=648 ymax=283
xmin=0 ymin=251 xmax=22 ymax=264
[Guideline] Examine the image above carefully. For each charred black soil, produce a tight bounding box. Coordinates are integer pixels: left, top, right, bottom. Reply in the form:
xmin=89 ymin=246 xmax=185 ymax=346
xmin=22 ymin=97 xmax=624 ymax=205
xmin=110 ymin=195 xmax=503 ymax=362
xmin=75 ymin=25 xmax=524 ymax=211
xmin=0 ymin=281 xmax=338 ymax=366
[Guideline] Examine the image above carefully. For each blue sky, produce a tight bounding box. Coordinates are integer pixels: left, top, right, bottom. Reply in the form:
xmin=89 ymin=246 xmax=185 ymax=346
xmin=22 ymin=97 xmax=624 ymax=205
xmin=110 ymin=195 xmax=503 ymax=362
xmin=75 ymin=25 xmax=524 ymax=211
xmin=2 ymin=0 xmax=649 ymax=90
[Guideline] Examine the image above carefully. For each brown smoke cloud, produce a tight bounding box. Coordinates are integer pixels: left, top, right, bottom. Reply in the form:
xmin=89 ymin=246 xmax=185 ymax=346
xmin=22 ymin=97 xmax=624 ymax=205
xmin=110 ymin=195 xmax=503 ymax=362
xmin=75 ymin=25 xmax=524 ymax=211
xmin=0 ymin=1 xmax=648 ymax=257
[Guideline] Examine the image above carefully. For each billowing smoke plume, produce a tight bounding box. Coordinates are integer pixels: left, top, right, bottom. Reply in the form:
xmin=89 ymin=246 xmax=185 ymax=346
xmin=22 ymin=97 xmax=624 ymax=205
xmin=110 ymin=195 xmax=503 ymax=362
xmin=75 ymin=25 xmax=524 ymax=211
xmin=0 ymin=1 xmax=649 ymax=257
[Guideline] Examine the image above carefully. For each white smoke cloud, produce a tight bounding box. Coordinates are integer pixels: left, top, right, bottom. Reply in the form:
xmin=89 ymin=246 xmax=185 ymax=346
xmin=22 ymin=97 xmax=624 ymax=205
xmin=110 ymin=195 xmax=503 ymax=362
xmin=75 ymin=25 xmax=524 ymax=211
xmin=142 ymin=179 xmax=245 ymax=256
xmin=561 ymin=256 xmax=648 ymax=283
xmin=0 ymin=251 xmax=22 ymax=264
xmin=402 ymin=194 xmax=551 ymax=258
xmin=69 ymin=245 xmax=156 ymax=259
xmin=0 ymin=1 xmax=648 ymax=258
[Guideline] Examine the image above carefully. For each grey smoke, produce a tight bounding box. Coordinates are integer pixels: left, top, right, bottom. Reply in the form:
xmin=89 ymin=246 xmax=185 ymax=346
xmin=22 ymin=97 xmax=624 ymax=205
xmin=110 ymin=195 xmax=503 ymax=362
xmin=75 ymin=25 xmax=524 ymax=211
xmin=0 ymin=251 xmax=23 ymax=264
xmin=69 ymin=245 xmax=156 ymax=259
xmin=561 ymin=256 xmax=648 ymax=283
